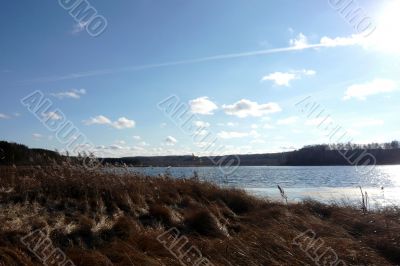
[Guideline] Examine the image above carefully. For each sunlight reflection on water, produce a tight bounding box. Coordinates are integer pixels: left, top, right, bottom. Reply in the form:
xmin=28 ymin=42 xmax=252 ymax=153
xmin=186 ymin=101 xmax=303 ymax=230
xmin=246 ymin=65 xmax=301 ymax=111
xmin=124 ymin=165 xmax=400 ymax=206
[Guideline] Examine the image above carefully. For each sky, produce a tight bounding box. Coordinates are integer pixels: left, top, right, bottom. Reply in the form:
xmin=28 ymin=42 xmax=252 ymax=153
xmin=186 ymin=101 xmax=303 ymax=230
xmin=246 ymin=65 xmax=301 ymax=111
xmin=0 ymin=0 xmax=399 ymax=157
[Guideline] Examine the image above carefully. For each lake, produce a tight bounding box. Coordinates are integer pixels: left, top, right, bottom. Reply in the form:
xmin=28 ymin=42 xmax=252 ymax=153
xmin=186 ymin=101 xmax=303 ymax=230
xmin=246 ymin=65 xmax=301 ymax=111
xmin=117 ymin=165 xmax=400 ymax=207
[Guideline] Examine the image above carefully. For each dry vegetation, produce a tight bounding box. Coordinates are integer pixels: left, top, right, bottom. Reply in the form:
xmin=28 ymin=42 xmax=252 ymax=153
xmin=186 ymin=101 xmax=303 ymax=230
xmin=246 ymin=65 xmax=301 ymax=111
xmin=0 ymin=166 xmax=400 ymax=265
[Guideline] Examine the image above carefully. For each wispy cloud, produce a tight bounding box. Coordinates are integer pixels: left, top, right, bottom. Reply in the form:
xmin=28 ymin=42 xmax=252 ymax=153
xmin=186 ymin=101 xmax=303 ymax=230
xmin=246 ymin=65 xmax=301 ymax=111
xmin=217 ymin=122 xmax=238 ymax=127
xmin=51 ymin=89 xmax=86 ymax=99
xmin=25 ymin=33 xmax=363 ymax=84
xmin=277 ymin=116 xmax=299 ymax=125
xmin=42 ymin=112 xmax=63 ymax=121
xmin=0 ymin=113 xmax=11 ymax=119
xmin=217 ymin=131 xmax=249 ymax=139
xmin=84 ymin=115 xmax=136 ymax=129
xmin=222 ymin=99 xmax=281 ymax=118
xmin=353 ymin=119 xmax=385 ymax=127
xmin=32 ymin=133 xmax=43 ymax=140
xmin=194 ymin=120 xmax=210 ymax=128
xmin=305 ymin=117 xmax=334 ymax=126
xmin=217 ymin=130 xmax=260 ymax=139
xmin=261 ymin=69 xmax=316 ymax=86
xmin=263 ymin=123 xmax=274 ymax=129
xmin=343 ymin=79 xmax=397 ymax=100
xmin=71 ymin=22 xmax=88 ymax=35
xmin=165 ymin=136 xmax=178 ymax=146
xmin=289 ymin=33 xmax=310 ymax=49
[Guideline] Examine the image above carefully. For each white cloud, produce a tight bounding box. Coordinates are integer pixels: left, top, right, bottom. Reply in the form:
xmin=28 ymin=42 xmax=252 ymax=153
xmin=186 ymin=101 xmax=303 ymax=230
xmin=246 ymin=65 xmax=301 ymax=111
xmin=194 ymin=141 xmax=215 ymax=149
xmin=195 ymin=130 xmax=209 ymax=137
xmin=227 ymin=122 xmax=238 ymax=127
xmin=289 ymin=32 xmax=363 ymax=50
xmin=84 ymin=115 xmax=135 ymax=129
xmin=289 ymin=33 xmax=309 ymax=49
xmin=0 ymin=113 xmax=10 ymax=119
xmin=217 ymin=122 xmax=238 ymax=127
xmin=133 ymin=135 xmax=142 ymax=140
xmin=217 ymin=131 xmax=250 ymax=139
xmin=42 ymin=112 xmax=62 ymax=121
xmin=354 ymin=119 xmax=385 ymax=127
xmin=29 ymin=24 xmax=400 ymax=85
xmin=138 ymin=141 xmax=149 ymax=147
xmin=263 ymin=123 xmax=274 ymax=129
xmin=346 ymin=129 xmax=360 ymax=137
xmin=217 ymin=130 xmax=259 ymax=139
xmin=320 ymin=35 xmax=362 ymax=47
xmin=317 ymin=2 xmax=400 ymax=55
xmin=303 ymin=69 xmax=316 ymax=76
xmin=32 ymin=133 xmax=43 ymax=140
xmin=189 ymin=97 xmax=218 ymax=115
xmin=277 ymin=116 xmax=299 ymax=125
xmin=260 ymin=116 xmax=271 ymax=121
xmin=108 ymin=144 xmax=126 ymax=150
xmin=290 ymin=29 xmax=400 ymax=55
xmin=71 ymin=22 xmax=88 ymax=34
xmin=261 ymin=72 xmax=297 ymax=86
xmin=222 ymin=99 xmax=281 ymax=118
xmin=251 ymin=139 xmax=266 ymax=144
xmin=160 ymin=122 xmax=167 ymax=128
xmin=194 ymin=121 xmax=210 ymax=128
xmin=165 ymin=136 xmax=178 ymax=146
xmin=261 ymin=69 xmax=316 ymax=86
xmin=343 ymin=79 xmax=397 ymax=100
xmin=249 ymin=130 xmax=261 ymax=138
xmin=112 ymin=117 xmax=136 ymax=129
xmin=192 ymin=121 xmax=210 ymax=136
xmin=305 ymin=117 xmax=334 ymax=126
xmin=84 ymin=115 xmax=111 ymax=125
xmin=51 ymin=89 xmax=86 ymax=99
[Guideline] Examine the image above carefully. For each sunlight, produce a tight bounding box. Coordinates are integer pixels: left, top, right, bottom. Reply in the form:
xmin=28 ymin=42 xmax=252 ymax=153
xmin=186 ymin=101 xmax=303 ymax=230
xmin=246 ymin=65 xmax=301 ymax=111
xmin=372 ymin=1 xmax=400 ymax=54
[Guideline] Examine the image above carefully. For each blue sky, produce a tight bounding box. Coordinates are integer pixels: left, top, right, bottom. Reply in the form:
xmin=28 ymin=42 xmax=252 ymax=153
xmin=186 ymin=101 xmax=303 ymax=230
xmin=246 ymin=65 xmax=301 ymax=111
xmin=1 ymin=0 xmax=399 ymax=157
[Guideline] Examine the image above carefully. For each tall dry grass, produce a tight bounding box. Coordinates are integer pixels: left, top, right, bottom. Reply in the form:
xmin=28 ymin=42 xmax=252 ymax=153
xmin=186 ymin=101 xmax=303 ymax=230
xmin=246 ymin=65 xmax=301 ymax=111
xmin=0 ymin=166 xmax=399 ymax=265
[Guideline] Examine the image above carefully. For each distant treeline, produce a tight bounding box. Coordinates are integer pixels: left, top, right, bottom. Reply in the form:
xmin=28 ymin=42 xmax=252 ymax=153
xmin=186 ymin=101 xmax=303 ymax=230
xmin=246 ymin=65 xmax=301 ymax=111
xmin=1 ymin=140 xmax=400 ymax=167
xmin=104 ymin=141 xmax=400 ymax=167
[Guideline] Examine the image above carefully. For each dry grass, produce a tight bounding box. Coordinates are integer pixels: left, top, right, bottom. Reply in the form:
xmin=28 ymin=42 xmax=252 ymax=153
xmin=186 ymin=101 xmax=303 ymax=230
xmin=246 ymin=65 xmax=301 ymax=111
xmin=0 ymin=166 xmax=399 ymax=265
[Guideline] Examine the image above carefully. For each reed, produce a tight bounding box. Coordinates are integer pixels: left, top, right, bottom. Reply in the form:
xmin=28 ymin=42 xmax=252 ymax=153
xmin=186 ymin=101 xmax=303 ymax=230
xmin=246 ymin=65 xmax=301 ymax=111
xmin=0 ymin=166 xmax=399 ymax=265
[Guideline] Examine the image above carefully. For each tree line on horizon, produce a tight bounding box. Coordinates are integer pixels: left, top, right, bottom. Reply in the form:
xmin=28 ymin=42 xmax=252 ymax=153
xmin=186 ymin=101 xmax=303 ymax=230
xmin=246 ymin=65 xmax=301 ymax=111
xmin=1 ymin=140 xmax=400 ymax=166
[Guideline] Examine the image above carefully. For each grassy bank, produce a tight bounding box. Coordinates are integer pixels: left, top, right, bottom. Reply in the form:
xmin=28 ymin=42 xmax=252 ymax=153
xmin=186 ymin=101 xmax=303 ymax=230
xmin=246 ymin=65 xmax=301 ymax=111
xmin=0 ymin=166 xmax=399 ymax=265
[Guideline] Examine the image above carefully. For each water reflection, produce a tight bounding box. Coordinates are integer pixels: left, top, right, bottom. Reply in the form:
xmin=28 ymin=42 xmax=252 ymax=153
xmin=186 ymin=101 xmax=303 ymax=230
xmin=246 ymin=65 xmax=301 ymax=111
xmin=120 ymin=165 xmax=400 ymax=205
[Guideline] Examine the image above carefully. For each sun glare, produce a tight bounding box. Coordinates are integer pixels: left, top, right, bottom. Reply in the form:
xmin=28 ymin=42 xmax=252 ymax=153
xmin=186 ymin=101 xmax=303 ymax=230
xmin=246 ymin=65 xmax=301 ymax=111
xmin=372 ymin=1 xmax=400 ymax=54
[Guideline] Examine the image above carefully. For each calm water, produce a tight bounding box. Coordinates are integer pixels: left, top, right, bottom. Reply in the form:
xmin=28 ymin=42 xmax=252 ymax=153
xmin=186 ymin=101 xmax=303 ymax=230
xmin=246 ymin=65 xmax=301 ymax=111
xmin=120 ymin=166 xmax=400 ymax=206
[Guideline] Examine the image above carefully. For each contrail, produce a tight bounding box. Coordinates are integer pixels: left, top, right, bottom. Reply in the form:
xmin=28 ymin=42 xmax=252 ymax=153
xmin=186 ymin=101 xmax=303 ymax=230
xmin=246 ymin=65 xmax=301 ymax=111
xmin=26 ymin=43 xmax=326 ymax=83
